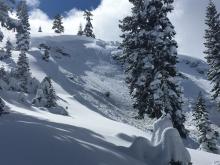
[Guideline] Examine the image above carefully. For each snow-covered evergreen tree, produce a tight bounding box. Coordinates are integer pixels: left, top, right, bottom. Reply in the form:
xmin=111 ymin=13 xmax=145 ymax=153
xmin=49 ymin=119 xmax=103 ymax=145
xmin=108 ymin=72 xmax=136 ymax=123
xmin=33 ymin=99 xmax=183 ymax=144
xmin=52 ymin=14 xmax=64 ymax=33
xmin=204 ymin=1 xmax=220 ymax=108
xmin=83 ymin=10 xmax=95 ymax=38
xmin=16 ymin=0 xmax=30 ymax=52
xmin=77 ymin=23 xmax=84 ymax=36
xmin=5 ymin=39 xmax=12 ymax=58
xmin=39 ymin=43 xmax=50 ymax=61
xmin=119 ymin=0 xmax=154 ymax=118
xmin=0 ymin=98 xmax=6 ymax=116
xmin=32 ymin=77 xmax=57 ymax=108
xmin=120 ymin=0 xmax=187 ymax=137
xmin=0 ymin=0 xmax=17 ymax=41
xmin=0 ymin=66 xmax=9 ymax=90
xmin=38 ymin=26 xmax=42 ymax=32
xmin=0 ymin=66 xmax=6 ymax=79
xmin=42 ymin=48 xmax=50 ymax=62
xmin=16 ymin=51 xmax=30 ymax=92
xmin=193 ymin=92 xmax=219 ymax=153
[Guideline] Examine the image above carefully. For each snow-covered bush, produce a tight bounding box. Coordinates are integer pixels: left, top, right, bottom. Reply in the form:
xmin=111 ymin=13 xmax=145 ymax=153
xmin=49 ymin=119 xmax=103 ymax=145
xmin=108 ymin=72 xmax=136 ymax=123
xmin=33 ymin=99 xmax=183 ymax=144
xmin=39 ymin=43 xmax=50 ymax=61
xmin=128 ymin=115 xmax=191 ymax=165
xmin=151 ymin=115 xmax=173 ymax=145
xmin=0 ymin=64 xmax=39 ymax=93
xmin=32 ymin=77 xmax=68 ymax=116
xmin=0 ymin=66 xmax=9 ymax=90
xmin=32 ymin=77 xmax=57 ymax=108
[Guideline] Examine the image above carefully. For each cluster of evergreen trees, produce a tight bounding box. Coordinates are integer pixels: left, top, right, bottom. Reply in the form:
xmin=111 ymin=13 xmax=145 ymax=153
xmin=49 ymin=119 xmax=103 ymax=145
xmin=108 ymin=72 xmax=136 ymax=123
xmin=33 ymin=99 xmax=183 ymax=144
xmin=195 ymin=0 xmax=220 ymax=154
xmin=120 ymin=0 xmax=219 ymax=155
xmin=51 ymin=10 xmax=95 ymax=38
xmin=0 ymin=0 xmax=219 ymax=157
xmin=0 ymin=0 xmax=58 ymax=114
xmin=120 ymin=0 xmax=187 ymax=138
xmin=193 ymin=92 xmax=219 ymax=153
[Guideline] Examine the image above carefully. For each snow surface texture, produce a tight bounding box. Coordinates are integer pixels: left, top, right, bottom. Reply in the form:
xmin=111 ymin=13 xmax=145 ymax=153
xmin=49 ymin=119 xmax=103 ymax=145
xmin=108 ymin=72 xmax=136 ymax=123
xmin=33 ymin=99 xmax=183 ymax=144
xmin=0 ymin=34 xmax=219 ymax=164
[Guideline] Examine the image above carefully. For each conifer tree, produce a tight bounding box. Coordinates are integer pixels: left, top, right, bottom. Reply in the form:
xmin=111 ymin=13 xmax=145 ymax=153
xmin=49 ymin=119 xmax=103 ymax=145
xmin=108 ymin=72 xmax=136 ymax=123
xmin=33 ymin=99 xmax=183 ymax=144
xmin=0 ymin=66 xmax=6 ymax=80
xmin=16 ymin=0 xmax=30 ymax=52
xmin=39 ymin=44 xmax=50 ymax=61
xmin=42 ymin=48 xmax=50 ymax=62
xmin=0 ymin=0 xmax=17 ymax=41
xmin=193 ymin=92 xmax=219 ymax=153
xmin=120 ymin=0 xmax=187 ymax=137
xmin=0 ymin=66 xmax=8 ymax=90
xmin=204 ymin=0 xmax=220 ymax=108
xmin=16 ymin=51 xmax=30 ymax=92
xmin=52 ymin=14 xmax=64 ymax=33
xmin=77 ymin=23 xmax=84 ymax=36
xmin=83 ymin=10 xmax=95 ymax=38
xmin=5 ymin=39 xmax=12 ymax=58
xmin=38 ymin=26 xmax=42 ymax=32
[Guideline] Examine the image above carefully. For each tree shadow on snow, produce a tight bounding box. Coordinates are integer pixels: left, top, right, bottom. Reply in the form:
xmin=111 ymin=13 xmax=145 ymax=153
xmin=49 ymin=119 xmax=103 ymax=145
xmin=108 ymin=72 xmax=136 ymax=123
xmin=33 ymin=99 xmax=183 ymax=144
xmin=0 ymin=112 xmax=144 ymax=165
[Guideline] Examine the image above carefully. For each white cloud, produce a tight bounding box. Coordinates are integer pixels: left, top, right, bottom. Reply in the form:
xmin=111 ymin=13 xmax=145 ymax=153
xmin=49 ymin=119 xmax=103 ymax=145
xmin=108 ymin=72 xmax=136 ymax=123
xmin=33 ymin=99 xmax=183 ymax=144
xmin=26 ymin=0 xmax=40 ymax=8
xmin=29 ymin=9 xmax=52 ymax=33
xmin=28 ymin=0 xmax=186 ymax=54
xmin=28 ymin=0 xmax=216 ymax=59
xmin=29 ymin=0 xmax=132 ymax=41
xmin=92 ymin=0 xmax=132 ymax=41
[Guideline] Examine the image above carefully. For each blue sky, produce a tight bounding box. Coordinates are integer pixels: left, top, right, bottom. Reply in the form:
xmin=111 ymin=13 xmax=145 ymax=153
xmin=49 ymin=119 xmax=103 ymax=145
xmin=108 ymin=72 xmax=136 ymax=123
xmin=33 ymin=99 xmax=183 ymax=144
xmin=38 ymin=0 xmax=101 ymax=17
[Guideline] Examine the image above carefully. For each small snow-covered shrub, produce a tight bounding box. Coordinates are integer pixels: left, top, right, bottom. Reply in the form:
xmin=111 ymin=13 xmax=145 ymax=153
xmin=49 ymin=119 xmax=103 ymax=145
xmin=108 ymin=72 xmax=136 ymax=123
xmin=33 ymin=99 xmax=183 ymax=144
xmin=39 ymin=43 xmax=50 ymax=61
xmin=128 ymin=115 xmax=191 ymax=165
xmin=151 ymin=115 xmax=173 ymax=145
xmin=32 ymin=77 xmax=57 ymax=108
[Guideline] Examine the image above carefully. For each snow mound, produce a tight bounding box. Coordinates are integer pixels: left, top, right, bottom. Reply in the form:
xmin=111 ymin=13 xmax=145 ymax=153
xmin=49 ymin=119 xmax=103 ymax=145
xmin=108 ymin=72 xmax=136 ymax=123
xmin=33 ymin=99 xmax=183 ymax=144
xmin=160 ymin=128 xmax=191 ymax=164
xmin=128 ymin=116 xmax=191 ymax=165
xmin=151 ymin=115 xmax=173 ymax=145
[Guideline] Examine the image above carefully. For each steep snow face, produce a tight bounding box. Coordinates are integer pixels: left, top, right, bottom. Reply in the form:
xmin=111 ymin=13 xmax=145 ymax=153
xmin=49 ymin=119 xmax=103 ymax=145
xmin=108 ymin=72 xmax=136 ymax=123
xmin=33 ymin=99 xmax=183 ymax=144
xmin=29 ymin=35 xmax=219 ymax=144
xmin=0 ymin=35 xmax=219 ymax=165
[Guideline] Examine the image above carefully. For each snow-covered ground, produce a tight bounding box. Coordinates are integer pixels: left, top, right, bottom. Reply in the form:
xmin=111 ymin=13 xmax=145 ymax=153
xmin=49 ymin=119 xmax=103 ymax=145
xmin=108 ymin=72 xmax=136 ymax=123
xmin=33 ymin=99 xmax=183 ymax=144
xmin=0 ymin=34 xmax=219 ymax=165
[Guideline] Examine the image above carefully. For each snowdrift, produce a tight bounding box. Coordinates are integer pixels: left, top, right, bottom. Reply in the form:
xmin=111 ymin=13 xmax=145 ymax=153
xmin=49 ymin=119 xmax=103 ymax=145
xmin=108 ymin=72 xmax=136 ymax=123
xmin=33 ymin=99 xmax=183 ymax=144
xmin=124 ymin=115 xmax=191 ymax=165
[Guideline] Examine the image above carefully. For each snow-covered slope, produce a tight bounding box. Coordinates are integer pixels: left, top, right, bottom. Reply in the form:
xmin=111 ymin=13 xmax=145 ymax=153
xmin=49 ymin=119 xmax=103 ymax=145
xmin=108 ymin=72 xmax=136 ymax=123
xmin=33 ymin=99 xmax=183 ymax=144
xmin=0 ymin=35 xmax=219 ymax=165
